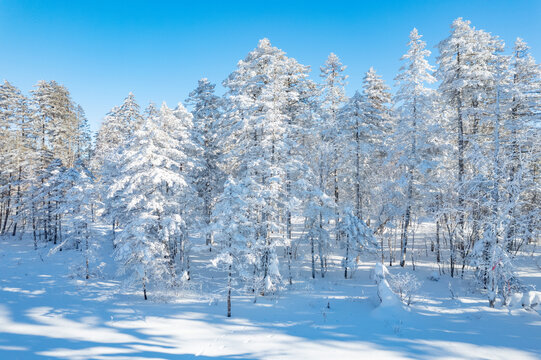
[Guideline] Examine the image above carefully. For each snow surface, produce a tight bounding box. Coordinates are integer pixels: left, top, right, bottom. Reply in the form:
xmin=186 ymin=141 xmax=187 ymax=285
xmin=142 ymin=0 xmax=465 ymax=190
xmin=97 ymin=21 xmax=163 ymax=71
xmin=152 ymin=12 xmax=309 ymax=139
xmin=0 ymin=230 xmax=540 ymax=360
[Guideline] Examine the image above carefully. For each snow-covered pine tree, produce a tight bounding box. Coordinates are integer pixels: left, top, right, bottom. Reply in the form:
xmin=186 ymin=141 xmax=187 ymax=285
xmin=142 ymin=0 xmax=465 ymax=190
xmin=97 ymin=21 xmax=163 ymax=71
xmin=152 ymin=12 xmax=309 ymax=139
xmin=117 ymin=92 xmax=144 ymax=132
xmin=281 ymin=56 xmax=321 ymax=283
xmin=355 ymin=67 xmax=393 ymax=265
xmin=108 ymin=103 xmax=179 ymax=300
xmin=94 ymin=93 xmax=143 ymax=244
xmin=144 ymin=101 xmax=159 ymax=120
xmin=93 ymin=93 xmax=143 ymax=173
xmin=0 ymin=81 xmax=32 ymax=236
xmin=300 ymin=182 xmax=335 ymax=279
xmin=211 ymin=178 xmax=253 ymax=316
xmin=468 ymin=50 xmax=515 ymax=305
xmin=339 ymin=80 xmax=394 ymax=268
xmin=31 ymin=81 xmax=79 ymax=168
xmin=171 ymin=102 xmax=201 ymax=279
xmin=338 ymin=91 xmax=365 ymax=221
xmin=185 ymin=78 xmax=223 ymax=250
xmin=436 ymin=18 xmax=505 ymax=276
xmin=392 ymin=28 xmax=438 ymax=268
xmin=338 ymin=206 xmax=379 ymax=278
xmin=109 ymin=102 xmax=197 ymax=299
xmin=221 ymin=39 xmax=310 ymax=294
xmin=319 ymin=53 xmax=348 ymax=249
xmin=49 ymin=161 xmax=99 ymax=280
xmin=0 ymin=81 xmax=18 ymax=235
xmin=337 ymin=86 xmax=385 ymax=276
xmin=31 ymin=158 xmax=65 ymax=245
xmin=75 ymin=105 xmax=93 ymax=165
xmin=503 ymin=38 xmax=541 ymax=250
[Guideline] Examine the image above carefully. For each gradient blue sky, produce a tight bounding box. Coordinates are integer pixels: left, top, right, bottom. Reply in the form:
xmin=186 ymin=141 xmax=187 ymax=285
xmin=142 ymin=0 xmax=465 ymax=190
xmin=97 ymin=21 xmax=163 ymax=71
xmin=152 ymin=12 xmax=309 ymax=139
xmin=1 ymin=0 xmax=539 ymax=132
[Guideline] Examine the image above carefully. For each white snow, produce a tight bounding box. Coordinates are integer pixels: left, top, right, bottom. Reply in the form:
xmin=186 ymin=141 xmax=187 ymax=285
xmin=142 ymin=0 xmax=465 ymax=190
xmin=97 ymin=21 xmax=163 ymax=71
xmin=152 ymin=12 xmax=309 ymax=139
xmin=0 ymin=231 xmax=539 ymax=360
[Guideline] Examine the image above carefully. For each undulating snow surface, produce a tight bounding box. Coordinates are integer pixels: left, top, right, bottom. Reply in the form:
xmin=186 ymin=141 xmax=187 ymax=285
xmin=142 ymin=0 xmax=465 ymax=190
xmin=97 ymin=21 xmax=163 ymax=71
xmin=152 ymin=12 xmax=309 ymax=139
xmin=0 ymin=229 xmax=539 ymax=360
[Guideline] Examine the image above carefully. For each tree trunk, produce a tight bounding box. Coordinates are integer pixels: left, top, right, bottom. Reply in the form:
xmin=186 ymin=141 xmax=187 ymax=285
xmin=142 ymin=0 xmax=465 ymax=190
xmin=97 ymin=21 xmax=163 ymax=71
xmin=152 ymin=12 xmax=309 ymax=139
xmin=143 ymin=277 xmax=148 ymax=300
xmin=85 ymin=223 xmax=90 ymax=280
xmin=227 ymin=263 xmax=232 ymax=317
xmin=2 ymin=176 xmax=12 ymax=234
xmin=311 ymin=236 xmax=316 ymax=279
xmin=344 ymin=237 xmax=349 ymax=279
xmin=287 ymin=245 xmax=293 ymax=285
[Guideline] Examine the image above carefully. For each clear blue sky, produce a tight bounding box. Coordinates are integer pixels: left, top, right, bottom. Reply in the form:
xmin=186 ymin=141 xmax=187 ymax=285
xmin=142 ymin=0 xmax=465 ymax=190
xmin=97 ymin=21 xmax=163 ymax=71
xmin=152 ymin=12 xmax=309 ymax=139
xmin=1 ymin=0 xmax=539 ymax=133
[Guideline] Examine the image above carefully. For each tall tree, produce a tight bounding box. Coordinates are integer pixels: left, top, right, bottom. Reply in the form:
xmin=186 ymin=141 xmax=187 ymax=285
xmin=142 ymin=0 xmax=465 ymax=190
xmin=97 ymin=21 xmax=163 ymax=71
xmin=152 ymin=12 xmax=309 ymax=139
xmin=186 ymin=78 xmax=223 ymax=249
xmin=211 ymin=178 xmax=253 ymax=316
xmin=503 ymin=38 xmax=541 ymax=249
xmin=109 ymin=102 xmax=196 ymax=299
xmin=221 ymin=39 xmax=311 ymax=294
xmin=319 ymin=53 xmax=348 ymax=247
xmin=436 ymin=18 xmax=504 ymax=276
xmin=393 ymin=28 xmax=437 ymax=267
xmin=0 ymin=81 xmax=32 ymax=236
xmin=94 ymin=93 xmax=143 ymax=243
xmin=31 ymin=81 xmax=79 ymax=168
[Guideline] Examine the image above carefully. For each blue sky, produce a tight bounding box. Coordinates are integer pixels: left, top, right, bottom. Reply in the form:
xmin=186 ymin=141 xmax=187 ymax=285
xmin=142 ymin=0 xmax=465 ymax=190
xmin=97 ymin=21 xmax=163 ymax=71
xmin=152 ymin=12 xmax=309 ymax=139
xmin=1 ymin=0 xmax=539 ymax=132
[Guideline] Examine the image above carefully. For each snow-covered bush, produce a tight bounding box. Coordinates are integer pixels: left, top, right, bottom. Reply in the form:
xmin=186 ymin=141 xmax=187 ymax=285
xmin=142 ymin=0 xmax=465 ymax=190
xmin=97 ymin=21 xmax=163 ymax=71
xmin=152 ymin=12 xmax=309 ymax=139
xmin=339 ymin=208 xmax=379 ymax=278
xmin=371 ymin=263 xmax=401 ymax=307
xmin=471 ymin=233 xmax=521 ymax=307
xmin=388 ymin=272 xmax=421 ymax=305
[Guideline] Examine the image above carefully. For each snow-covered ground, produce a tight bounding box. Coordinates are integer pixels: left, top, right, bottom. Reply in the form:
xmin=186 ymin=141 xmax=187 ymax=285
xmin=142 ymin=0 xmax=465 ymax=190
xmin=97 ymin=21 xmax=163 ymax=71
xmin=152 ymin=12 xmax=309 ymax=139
xmin=0 ymin=230 xmax=540 ymax=360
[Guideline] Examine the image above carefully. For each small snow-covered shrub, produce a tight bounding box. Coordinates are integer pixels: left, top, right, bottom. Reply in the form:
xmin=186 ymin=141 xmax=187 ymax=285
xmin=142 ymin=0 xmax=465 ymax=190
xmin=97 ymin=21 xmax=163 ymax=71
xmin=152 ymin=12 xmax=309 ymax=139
xmin=371 ymin=263 xmax=401 ymax=308
xmin=521 ymin=291 xmax=541 ymax=309
xmin=371 ymin=262 xmax=391 ymax=282
xmin=388 ymin=273 xmax=421 ymax=305
xmin=508 ymin=290 xmax=541 ymax=310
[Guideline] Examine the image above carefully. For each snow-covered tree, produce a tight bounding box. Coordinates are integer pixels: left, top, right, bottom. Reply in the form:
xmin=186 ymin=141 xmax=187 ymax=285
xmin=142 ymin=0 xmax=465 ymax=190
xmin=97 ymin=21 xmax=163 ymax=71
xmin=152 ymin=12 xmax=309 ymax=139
xmin=31 ymin=81 xmax=79 ymax=168
xmin=319 ymin=53 xmax=348 ymax=243
xmin=338 ymin=207 xmax=378 ymax=278
xmin=30 ymin=158 xmax=65 ymax=246
xmin=221 ymin=39 xmax=309 ymax=294
xmin=93 ymin=93 xmax=143 ymax=173
xmin=0 ymin=81 xmax=32 ymax=236
xmin=186 ymin=78 xmax=223 ymax=249
xmin=211 ymin=178 xmax=253 ymax=315
xmin=49 ymin=161 xmax=99 ymax=279
xmin=503 ymin=38 xmax=541 ymax=250
xmin=171 ymin=102 xmax=202 ymax=279
xmin=75 ymin=105 xmax=92 ymax=164
xmin=94 ymin=93 xmax=143 ymax=244
xmin=358 ymin=67 xmax=393 ymax=226
xmin=436 ymin=18 xmax=505 ymax=276
xmin=392 ymin=28 xmax=438 ymax=267
xmin=109 ymin=102 xmax=197 ymax=299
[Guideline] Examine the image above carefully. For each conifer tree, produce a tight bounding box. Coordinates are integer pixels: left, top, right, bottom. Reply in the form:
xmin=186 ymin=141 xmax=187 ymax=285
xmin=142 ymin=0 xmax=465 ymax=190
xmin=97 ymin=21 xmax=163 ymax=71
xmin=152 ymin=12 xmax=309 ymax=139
xmin=437 ymin=18 xmax=505 ymax=276
xmin=393 ymin=28 xmax=438 ymax=267
xmin=186 ymin=78 xmax=223 ymax=249
xmin=319 ymin=53 xmax=348 ymax=247
xmin=109 ymin=102 xmax=196 ymax=299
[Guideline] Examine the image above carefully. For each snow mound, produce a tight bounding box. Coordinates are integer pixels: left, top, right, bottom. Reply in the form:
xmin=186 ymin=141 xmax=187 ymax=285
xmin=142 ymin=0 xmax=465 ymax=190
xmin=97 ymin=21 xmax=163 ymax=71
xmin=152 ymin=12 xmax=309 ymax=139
xmin=508 ymin=291 xmax=541 ymax=309
xmin=370 ymin=262 xmax=390 ymax=282
xmin=371 ymin=262 xmax=401 ymax=308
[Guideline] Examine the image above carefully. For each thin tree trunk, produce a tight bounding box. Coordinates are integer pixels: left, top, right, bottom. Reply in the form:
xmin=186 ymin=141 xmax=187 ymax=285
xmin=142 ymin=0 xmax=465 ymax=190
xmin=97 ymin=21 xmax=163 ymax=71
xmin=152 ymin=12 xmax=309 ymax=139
xmin=311 ymin=236 xmax=316 ymax=279
xmin=85 ymin=223 xmax=90 ymax=280
xmin=227 ymin=263 xmax=232 ymax=317
xmin=143 ymin=278 xmax=148 ymax=300
xmin=2 ymin=175 xmax=12 ymax=234
xmin=287 ymin=245 xmax=293 ymax=285
xmin=344 ymin=236 xmax=349 ymax=279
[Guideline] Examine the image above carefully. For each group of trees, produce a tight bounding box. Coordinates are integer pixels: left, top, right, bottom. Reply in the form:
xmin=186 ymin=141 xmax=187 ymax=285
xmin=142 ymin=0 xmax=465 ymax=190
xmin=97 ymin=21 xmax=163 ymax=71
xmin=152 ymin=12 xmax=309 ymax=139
xmin=1 ymin=18 xmax=539 ymax=314
xmin=0 ymin=80 xmax=92 ymax=247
